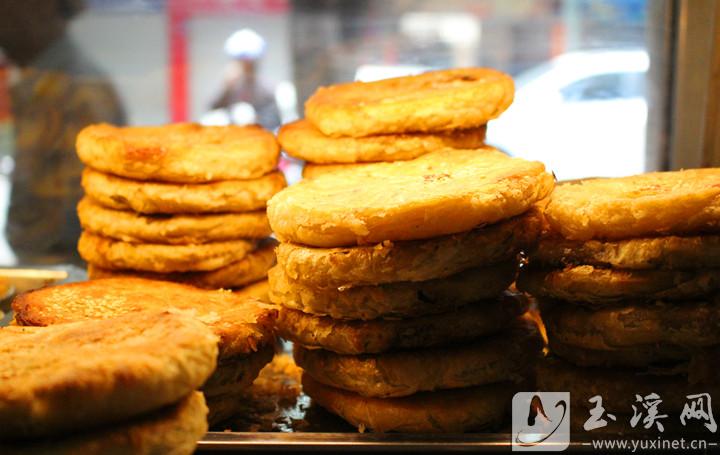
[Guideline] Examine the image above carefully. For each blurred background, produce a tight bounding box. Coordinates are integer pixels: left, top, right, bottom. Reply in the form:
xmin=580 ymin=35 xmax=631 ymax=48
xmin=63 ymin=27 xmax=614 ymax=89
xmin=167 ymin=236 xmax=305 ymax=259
xmin=0 ymin=0 xmax=717 ymax=265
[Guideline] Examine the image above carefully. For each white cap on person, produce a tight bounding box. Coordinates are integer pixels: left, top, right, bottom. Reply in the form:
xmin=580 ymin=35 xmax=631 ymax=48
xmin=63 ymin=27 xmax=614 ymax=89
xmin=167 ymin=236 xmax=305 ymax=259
xmin=224 ymin=28 xmax=266 ymax=60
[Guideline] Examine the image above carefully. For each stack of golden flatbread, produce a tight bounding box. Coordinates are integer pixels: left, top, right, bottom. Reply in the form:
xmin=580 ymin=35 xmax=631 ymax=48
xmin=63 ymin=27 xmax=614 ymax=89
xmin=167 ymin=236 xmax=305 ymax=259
xmin=75 ymin=123 xmax=286 ymax=290
xmin=278 ymin=68 xmax=507 ymax=178
xmin=519 ymin=171 xmax=720 ymax=432
xmin=265 ymin=70 xmax=555 ymax=432
xmin=11 ymin=277 xmax=278 ymax=427
xmin=0 ymin=310 xmax=216 ymax=453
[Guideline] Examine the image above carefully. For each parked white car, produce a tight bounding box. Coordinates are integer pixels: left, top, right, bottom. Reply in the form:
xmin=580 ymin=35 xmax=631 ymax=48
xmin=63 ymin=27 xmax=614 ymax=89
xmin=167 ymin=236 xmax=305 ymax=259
xmin=487 ymin=50 xmax=649 ymax=181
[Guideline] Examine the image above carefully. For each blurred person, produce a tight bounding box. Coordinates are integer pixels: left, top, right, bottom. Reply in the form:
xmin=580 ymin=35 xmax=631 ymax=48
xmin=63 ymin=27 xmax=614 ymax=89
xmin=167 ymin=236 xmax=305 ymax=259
xmin=0 ymin=0 xmax=125 ymax=265
xmin=209 ymin=28 xmax=281 ymax=131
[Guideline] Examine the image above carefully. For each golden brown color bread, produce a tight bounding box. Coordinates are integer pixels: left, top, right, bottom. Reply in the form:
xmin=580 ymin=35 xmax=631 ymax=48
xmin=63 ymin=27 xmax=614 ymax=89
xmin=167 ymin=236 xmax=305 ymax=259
xmin=86 ymin=238 xmax=277 ymax=289
xmin=268 ymin=264 xmax=516 ymax=320
xmin=78 ymin=232 xmax=256 ymax=273
xmin=76 ymin=123 xmax=279 ymax=182
xmin=518 ymin=265 xmax=720 ymax=304
xmin=12 ymin=277 xmax=276 ymax=359
xmin=279 ymin=119 xmax=486 ymax=163
xmin=303 ymin=374 xmax=514 ymax=433
xmin=301 ymin=163 xmax=362 ymax=179
xmin=540 ymin=297 xmax=720 ymax=350
xmin=305 ymin=68 xmax=513 ymax=137
xmin=277 ymin=292 xmax=527 ymax=354
xmin=78 ymin=197 xmax=271 ymax=244
xmin=0 ymin=392 xmax=208 ymax=455
xmin=0 ymin=311 xmax=217 ymax=439
xmin=544 ymin=170 xmax=720 ymax=241
xmin=268 ymin=148 xmax=553 ymax=247
xmin=533 ymin=233 xmax=720 ymax=270
xmin=82 ymin=168 xmax=286 ymax=214
xmin=295 ymin=323 xmax=541 ymax=398
xmin=234 ymin=279 xmax=270 ymax=301
xmin=537 ymin=357 xmax=720 ymax=414
xmin=547 ymin=336 xmax=695 ymax=368
xmin=276 ymin=212 xmax=539 ymax=288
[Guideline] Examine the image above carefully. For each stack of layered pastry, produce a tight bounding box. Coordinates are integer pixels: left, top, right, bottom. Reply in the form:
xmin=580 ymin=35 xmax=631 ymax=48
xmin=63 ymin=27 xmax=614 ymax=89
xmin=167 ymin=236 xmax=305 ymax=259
xmin=0 ymin=310 xmax=216 ymax=454
xmin=76 ymin=123 xmax=285 ymax=290
xmin=278 ymin=68 xmax=509 ymax=178
xmin=267 ymin=127 xmax=554 ymax=430
xmin=12 ymin=277 xmax=277 ymax=427
xmin=519 ymin=170 xmax=720 ymax=433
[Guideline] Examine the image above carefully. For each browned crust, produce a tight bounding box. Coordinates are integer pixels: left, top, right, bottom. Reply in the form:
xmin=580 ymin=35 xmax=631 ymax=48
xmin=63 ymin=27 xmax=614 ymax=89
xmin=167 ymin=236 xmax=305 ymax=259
xmin=76 ymin=123 xmax=279 ymax=182
xmin=276 ymin=292 xmax=527 ymax=354
xmin=295 ymin=322 xmax=541 ymax=398
xmin=303 ymin=374 xmax=514 ymax=433
xmin=86 ymin=238 xmax=277 ymax=289
xmin=279 ymin=119 xmax=486 ymax=163
xmin=12 ymin=277 xmax=276 ymax=359
xmin=276 ymin=211 xmax=540 ymax=288
xmin=0 ymin=311 xmax=218 ymax=439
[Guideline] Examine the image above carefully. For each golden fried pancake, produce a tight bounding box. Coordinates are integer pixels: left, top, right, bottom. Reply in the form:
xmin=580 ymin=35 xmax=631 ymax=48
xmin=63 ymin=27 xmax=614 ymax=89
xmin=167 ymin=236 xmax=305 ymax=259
xmin=268 ymin=263 xmax=516 ymax=320
xmin=544 ymin=170 xmax=720 ymax=241
xmin=82 ymin=168 xmax=286 ymax=214
xmin=537 ymin=357 xmax=720 ymax=414
xmin=518 ymin=265 xmax=720 ymax=304
xmin=548 ymin=336 xmax=694 ymax=368
xmin=540 ymin=297 xmax=720 ymax=351
xmin=0 ymin=311 xmax=217 ymax=439
xmin=1 ymin=392 xmax=208 ymax=454
xmin=77 ymin=123 xmax=279 ymax=182
xmin=12 ymin=277 xmax=276 ymax=360
xmin=277 ymin=293 xmax=527 ymax=354
xmin=295 ymin=323 xmax=541 ymax=398
xmin=268 ymin=148 xmax=553 ymax=247
xmin=533 ymin=233 xmax=720 ymax=270
xmin=78 ymin=232 xmax=255 ymax=273
xmin=78 ymin=197 xmax=271 ymax=244
xmin=279 ymin=119 xmax=486 ymax=163
xmin=87 ymin=238 xmax=277 ymax=289
xmin=305 ymin=68 xmax=513 ymax=137
xmin=303 ymin=374 xmax=513 ymax=433
xmin=277 ymin=212 xmax=539 ymax=288
xmin=235 ymin=279 xmax=270 ymax=301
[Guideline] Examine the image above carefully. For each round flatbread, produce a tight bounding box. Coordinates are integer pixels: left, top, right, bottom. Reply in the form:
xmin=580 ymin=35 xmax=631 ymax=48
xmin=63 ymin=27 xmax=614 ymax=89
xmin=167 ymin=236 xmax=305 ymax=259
xmin=78 ymin=232 xmax=256 ymax=273
xmin=268 ymin=148 xmax=554 ymax=247
xmin=268 ymin=263 xmax=516 ymax=320
xmin=548 ymin=336 xmax=695 ymax=368
xmin=87 ymin=238 xmax=276 ymax=289
xmin=302 ymin=163 xmax=359 ymax=179
xmin=537 ymin=357 xmax=720 ymax=415
xmin=518 ymin=265 xmax=720 ymax=304
xmin=295 ymin=323 xmax=541 ymax=398
xmin=78 ymin=197 xmax=271 ymax=244
xmin=77 ymin=123 xmax=279 ymax=182
xmin=278 ymin=292 xmax=527 ymax=354
xmin=1 ymin=392 xmax=208 ymax=454
xmin=276 ymin=211 xmax=539 ymax=288
xmin=304 ymin=374 xmax=514 ymax=433
xmin=279 ymin=119 xmax=486 ymax=164
xmin=305 ymin=68 xmax=514 ymax=137
xmin=533 ymin=233 xmax=720 ymax=270
xmin=540 ymin=297 xmax=720 ymax=351
xmin=0 ymin=311 xmax=217 ymax=439
xmin=82 ymin=167 xmax=286 ymax=214
xmin=234 ymin=279 xmax=270 ymax=302
xmin=12 ymin=277 xmax=277 ymax=360
xmin=544 ymin=170 xmax=720 ymax=241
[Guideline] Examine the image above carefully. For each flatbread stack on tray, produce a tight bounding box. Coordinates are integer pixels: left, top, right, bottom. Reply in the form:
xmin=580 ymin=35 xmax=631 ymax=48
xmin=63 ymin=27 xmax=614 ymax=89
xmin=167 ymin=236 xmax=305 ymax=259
xmin=11 ymin=277 xmax=278 ymax=427
xmin=75 ymin=123 xmax=286 ymax=290
xmin=278 ymin=68 xmax=512 ymax=178
xmin=267 ymin=78 xmax=555 ymax=432
xmin=518 ymin=171 xmax=720 ymax=431
xmin=0 ymin=310 xmax=215 ymax=454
